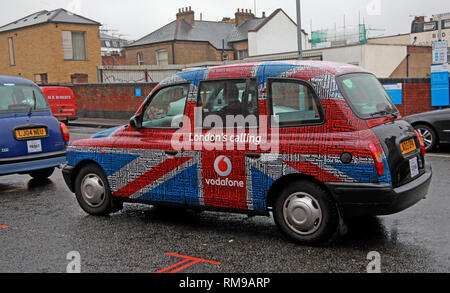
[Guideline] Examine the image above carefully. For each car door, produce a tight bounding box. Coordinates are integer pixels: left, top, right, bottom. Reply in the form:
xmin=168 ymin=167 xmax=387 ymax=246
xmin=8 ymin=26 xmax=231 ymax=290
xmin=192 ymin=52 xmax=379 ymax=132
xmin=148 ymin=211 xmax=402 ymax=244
xmin=432 ymin=109 xmax=450 ymax=143
xmin=111 ymin=83 xmax=201 ymax=205
xmin=195 ymin=78 xmax=261 ymax=211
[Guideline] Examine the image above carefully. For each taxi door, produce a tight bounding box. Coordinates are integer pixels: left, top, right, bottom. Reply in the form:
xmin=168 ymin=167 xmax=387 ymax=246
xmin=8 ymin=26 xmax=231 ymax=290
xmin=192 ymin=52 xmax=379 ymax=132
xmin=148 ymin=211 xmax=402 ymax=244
xmin=111 ymin=83 xmax=201 ymax=205
xmin=195 ymin=79 xmax=261 ymax=211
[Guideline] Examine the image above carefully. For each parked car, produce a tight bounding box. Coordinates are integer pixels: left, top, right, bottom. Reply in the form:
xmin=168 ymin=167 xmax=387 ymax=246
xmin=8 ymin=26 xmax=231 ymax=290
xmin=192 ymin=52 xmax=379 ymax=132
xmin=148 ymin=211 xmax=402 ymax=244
xmin=404 ymin=108 xmax=450 ymax=151
xmin=40 ymin=86 xmax=78 ymax=124
xmin=62 ymin=61 xmax=432 ymax=245
xmin=0 ymin=76 xmax=69 ymax=179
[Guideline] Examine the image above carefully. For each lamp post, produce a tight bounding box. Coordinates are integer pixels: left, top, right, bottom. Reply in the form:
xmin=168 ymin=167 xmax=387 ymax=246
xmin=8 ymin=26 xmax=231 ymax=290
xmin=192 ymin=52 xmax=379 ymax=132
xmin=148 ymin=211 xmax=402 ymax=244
xmin=296 ymin=0 xmax=303 ymax=60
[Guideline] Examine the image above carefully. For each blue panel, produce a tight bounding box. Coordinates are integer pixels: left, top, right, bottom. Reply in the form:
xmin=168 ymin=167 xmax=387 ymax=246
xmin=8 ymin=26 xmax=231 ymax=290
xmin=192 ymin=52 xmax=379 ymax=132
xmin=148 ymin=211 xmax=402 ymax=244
xmin=431 ymin=71 xmax=450 ymax=107
xmin=327 ymin=161 xmax=392 ymax=185
xmin=135 ymin=88 xmax=142 ymax=97
xmin=251 ymin=167 xmax=275 ymax=211
xmin=383 ymin=83 xmax=402 ymax=105
xmin=67 ymin=151 xmax=139 ymax=177
xmin=177 ymin=68 xmax=208 ymax=87
xmin=256 ymin=62 xmax=299 ymax=85
xmin=138 ymin=164 xmax=199 ymax=205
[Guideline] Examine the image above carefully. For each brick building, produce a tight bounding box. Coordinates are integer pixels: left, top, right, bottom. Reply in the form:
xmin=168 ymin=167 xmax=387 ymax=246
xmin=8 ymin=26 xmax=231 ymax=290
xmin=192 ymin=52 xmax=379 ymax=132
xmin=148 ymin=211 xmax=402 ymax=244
xmin=125 ymin=7 xmax=268 ymax=65
xmin=0 ymin=8 xmax=102 ymax=84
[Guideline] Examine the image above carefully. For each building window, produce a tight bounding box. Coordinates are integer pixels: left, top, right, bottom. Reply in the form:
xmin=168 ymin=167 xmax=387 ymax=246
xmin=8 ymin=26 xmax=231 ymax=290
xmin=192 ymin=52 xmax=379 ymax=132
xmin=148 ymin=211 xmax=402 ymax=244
xmin=62 ymin=31 xmax=87 ymax=60
xmin=423 ymin=22 xmax=436 ymax=31
xmin=34 ymin=73 xmax=48 ymax=85
xmin=237 ymin=50 xmax=248 ymax=60
xmin=8 ymin=37 xmax=15 ymax=66
xmin=156 ymin=49 xmax=169 ymax=65
xmin=443 ymin=20 xmax=450 ymax=29
xmin=137 ymin=52 xmax=144 ymax=65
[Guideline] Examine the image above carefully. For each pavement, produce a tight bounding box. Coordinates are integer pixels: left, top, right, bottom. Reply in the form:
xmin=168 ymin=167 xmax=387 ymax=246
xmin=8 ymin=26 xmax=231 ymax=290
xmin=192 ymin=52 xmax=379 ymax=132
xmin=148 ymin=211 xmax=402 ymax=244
xmin=68 ymin=117 xmax=128 ymax=129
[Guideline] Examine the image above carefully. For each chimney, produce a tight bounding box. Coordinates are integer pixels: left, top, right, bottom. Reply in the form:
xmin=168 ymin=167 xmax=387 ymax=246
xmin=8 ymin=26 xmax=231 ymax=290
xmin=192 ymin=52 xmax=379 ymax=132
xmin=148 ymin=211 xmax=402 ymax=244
xmin=176 ymin=6 xmax=195 ymax=24
xmin=235 ymin=8 xmax=255 ymax=26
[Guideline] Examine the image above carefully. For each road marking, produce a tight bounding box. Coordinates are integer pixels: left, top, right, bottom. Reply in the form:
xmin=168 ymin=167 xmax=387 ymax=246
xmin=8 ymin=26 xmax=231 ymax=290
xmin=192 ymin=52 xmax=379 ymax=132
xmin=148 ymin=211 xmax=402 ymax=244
xmin=155 ymin=253 xmax=221 ymax=273
xmin=426 ymin=153 xmax=450 ymax=158
xmin=0 ymin=225 xmax=8 ymax=229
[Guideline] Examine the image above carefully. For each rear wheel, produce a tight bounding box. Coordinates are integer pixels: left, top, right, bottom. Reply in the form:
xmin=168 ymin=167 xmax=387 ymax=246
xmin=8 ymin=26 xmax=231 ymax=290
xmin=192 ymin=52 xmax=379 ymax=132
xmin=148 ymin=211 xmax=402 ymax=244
xmin=74 ymin=164 xmax=122 ymax=216
xmin=415 ymin=124 xmax=437 ymax=151
xmin=273 ymin=180 xmax=339 ymax=245
xmin=29 ymin=167 xmax=54 ymax=180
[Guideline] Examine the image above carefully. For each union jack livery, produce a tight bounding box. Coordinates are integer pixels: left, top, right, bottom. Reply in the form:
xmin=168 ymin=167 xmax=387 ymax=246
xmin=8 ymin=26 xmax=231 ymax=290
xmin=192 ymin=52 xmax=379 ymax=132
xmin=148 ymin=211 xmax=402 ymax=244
xmin=63 ymin=61 xmax=432 ymax=245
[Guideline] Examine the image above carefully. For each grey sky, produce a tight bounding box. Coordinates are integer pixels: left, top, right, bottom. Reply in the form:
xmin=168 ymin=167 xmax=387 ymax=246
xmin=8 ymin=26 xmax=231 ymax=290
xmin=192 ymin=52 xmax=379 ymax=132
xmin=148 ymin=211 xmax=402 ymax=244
xmin=1 ymin=0 xmax=449 ymax=41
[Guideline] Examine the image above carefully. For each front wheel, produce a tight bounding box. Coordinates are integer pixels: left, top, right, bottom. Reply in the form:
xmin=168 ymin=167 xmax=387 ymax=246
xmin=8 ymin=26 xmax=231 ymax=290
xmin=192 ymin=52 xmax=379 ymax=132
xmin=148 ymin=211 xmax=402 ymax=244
xmin=74 ymin=164 xmax=121 ymax=216
xmin=273 ymin=180 xmax=339 ymax=245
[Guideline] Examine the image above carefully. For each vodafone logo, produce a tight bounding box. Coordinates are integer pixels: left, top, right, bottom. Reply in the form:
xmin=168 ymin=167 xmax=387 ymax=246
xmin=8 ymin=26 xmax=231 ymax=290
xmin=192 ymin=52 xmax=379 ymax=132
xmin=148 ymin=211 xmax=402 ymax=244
xmin=214 ymin=156 xmax=232 ymax=177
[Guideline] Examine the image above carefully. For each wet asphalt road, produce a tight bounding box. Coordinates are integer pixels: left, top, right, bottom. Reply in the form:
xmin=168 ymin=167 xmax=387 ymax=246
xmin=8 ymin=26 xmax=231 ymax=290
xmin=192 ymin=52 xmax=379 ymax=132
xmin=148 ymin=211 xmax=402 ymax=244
xmin=0 ymin=126 xmax=449 ymax=273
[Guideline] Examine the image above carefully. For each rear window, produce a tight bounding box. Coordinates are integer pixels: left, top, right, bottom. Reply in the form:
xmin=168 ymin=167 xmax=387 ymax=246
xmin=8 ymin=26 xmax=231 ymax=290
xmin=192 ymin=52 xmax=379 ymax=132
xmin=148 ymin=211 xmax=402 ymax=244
xmin=0 ymin=85 xmax=49 ymax=113
xmin=336 ymin=73 xmax=398 ymax=119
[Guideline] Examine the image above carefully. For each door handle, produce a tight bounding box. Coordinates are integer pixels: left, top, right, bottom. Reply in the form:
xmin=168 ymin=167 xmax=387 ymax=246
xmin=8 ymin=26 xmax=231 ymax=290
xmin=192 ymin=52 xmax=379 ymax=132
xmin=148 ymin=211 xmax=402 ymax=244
xmin=165 ymin=150 xmax=179 ymax=157
xmin=246 ymin=153 xmax=261 ymax=159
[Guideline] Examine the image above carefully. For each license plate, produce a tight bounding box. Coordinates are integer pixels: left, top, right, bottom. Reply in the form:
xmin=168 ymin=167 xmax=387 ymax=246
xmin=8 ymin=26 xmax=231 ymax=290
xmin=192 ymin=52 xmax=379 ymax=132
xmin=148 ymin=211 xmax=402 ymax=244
xmin=400 ymin=138 xmax=417 ymax=155
xmin=409 ymin=157 xmax=419 ymax=178
xmin=15 ymin=128 xmax=47 ymax=140
xmin=27 ymin=140 xmax=42 ymax=153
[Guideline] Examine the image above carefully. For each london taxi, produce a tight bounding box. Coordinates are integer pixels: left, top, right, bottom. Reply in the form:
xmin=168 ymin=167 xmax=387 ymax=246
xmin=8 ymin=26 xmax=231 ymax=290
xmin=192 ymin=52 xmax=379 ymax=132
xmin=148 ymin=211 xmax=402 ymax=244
xmin=40 ymin=86 xmax=78 ymax=124
xmin=0 ymin=76 xmax=69 ymax=179
xmin=62 ymin=61 xmax=432 ymax=245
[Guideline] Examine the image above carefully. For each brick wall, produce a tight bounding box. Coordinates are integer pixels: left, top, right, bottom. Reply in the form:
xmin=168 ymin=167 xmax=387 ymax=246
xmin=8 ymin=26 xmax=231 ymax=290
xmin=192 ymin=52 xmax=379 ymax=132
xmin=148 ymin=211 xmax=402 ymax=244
xmin=67 ymin=83 xmax=156 ymax=119
xmin=57 ymin=78 xmax=446 ymax=120
xmin=380 ymin=78 xmax=449 ymax=117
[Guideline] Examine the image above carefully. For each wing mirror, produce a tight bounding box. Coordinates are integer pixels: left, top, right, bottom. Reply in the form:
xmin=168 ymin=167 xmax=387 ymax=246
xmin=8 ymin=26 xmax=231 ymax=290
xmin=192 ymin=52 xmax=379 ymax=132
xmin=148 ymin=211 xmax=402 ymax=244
xmin=129 ymin=115 xmax=143 ymax=128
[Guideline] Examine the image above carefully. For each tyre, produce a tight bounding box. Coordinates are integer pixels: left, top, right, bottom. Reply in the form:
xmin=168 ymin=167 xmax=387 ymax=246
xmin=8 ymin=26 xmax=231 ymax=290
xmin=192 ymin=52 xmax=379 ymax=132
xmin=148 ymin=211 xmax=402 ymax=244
xmin=415 ymin=124 xmax=437 ymax=152
xmin=273 ymin=180 xmax=339 ymax=245
xmin=29 ymin=167 xmax=54 ymax=180
xmin=74 ymin=163 xmax=121 ymax=216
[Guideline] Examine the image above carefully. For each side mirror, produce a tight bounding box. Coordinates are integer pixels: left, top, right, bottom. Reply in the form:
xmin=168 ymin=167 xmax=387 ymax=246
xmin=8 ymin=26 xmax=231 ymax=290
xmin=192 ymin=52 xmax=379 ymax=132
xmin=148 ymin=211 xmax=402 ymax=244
xmin=129 ymin=115 xmax=142 ymax=128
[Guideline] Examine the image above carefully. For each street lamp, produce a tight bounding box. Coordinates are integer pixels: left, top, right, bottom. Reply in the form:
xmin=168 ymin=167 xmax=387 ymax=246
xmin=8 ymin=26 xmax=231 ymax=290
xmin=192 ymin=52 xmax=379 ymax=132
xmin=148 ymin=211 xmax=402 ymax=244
xmin=296 ymin=0 xmax=303 ymax=60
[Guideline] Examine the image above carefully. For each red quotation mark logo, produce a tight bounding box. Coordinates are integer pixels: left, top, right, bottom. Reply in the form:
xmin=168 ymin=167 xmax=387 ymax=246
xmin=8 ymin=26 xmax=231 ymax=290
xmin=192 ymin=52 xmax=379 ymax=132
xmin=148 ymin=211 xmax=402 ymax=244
xmin=214 ymin=156 xmax=232 ymax=177
xmin=155 ymin=253 xmax=221 ymax=273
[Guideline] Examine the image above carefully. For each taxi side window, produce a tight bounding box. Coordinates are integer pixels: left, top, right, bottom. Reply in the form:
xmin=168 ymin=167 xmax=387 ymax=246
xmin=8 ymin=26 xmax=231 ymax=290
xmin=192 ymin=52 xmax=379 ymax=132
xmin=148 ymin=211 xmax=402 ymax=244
xmin=197 ymin=79 xmax=259 ymax=128
xmin=269 ymin=79 xmax=324 ymax=127
xmin=142 ymin=84 xmax=189 ymax=129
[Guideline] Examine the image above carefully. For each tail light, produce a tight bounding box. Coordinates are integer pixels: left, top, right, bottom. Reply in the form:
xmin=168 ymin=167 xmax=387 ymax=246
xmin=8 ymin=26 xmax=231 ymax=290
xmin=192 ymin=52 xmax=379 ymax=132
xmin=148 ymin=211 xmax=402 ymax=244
xmin=414 ymin=130 xmax=426 ymax=156
xmin=369 ymin=143 xmax=384 ymax=177
xmin=60 ymin=122 xmax=70 ymax=142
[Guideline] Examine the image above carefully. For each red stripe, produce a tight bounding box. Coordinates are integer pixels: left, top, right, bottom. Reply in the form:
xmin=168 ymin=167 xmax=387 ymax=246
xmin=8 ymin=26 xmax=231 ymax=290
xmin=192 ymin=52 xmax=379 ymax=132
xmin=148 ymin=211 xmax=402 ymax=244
xmin=114 ymin=156 xmax=192 ymax=197
xmin=284 ymin=161 xmax=343 ymax=182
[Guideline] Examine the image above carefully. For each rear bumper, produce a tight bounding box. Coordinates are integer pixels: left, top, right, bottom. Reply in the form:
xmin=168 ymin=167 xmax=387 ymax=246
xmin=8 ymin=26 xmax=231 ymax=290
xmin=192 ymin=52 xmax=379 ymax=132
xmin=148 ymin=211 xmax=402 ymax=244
xmin=0 ymin=151 xmax=66 ymax=175
xmin=326 ymin=163 xmax=432 ymax=217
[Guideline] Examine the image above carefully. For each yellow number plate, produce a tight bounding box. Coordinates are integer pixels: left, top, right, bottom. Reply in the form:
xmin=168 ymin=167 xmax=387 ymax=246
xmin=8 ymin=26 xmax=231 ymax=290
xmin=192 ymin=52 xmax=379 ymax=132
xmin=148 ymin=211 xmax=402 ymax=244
xmin=400 ymin=138 xmax=417 ymax=155
xmin=15 ymin=128 xmax=47 ymax=140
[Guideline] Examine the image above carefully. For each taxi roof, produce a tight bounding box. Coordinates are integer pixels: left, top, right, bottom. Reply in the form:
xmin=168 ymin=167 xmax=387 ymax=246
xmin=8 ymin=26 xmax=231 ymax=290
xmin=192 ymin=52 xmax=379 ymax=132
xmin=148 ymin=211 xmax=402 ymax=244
xmin=0 ymin=75 xmax=37 ymax=87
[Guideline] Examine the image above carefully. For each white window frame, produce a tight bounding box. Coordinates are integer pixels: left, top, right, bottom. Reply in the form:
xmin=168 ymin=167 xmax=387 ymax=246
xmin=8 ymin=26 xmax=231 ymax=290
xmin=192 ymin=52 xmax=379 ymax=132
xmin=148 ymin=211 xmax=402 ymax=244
xmin=137 ymin=52 xmax=144 ymax=65
xmin=8 ymin=37 xmax=15 ymax=66
xmin=156 ymin=49 xmax=169 ymax=65
xmin=62 ymin=31 xmax=87 ymax=61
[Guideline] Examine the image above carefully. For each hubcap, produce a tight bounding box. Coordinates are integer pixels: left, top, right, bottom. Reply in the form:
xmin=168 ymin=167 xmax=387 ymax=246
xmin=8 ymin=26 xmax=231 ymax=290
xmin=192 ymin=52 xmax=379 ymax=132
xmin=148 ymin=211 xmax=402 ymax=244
xmin=417 ymin=128 xmax=433 ymax=149
xmin=283 ymin=192 xmax=323 ymax=236
xmin=81 ymin=173 xmax=106 ymax=208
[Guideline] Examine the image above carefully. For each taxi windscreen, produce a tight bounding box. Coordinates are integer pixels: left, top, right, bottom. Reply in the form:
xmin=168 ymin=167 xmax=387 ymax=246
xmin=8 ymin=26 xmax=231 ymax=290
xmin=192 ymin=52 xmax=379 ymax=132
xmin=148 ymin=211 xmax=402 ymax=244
xmin=0 ymin=85 xmax=50 ymax=113
xmin=336 ymin=73 xmax=399 ymax=119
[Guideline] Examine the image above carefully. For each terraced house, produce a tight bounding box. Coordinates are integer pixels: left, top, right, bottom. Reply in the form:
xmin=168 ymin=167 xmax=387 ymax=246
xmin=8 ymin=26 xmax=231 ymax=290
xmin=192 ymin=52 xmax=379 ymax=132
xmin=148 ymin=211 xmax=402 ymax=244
xmin=0 ymin=8 xmax=102 ymax=84
xmin=125 ymin=7 xmax=309 ymax=65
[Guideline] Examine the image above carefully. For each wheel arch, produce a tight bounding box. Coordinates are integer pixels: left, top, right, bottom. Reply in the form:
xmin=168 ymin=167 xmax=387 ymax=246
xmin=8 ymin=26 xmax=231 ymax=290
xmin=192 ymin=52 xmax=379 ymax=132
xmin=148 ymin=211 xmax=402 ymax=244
xmin=67 ymin=159 xmax=103 ymax=192
xmin=266 ymin=173 xmax=335 ymax=209
xmin=411 ymin=121 xmax=440 ymax=144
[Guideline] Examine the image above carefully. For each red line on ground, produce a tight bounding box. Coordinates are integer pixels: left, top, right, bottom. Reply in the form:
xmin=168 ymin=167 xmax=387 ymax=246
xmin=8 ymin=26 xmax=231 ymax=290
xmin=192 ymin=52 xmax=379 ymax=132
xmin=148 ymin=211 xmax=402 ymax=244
xmin=154 ymin=253 xmax=221 ymax=273
xmin=0 ymin=225 xmax=8 ymax=229
xmin=154 ymin=259 xmax=191 ymax=274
